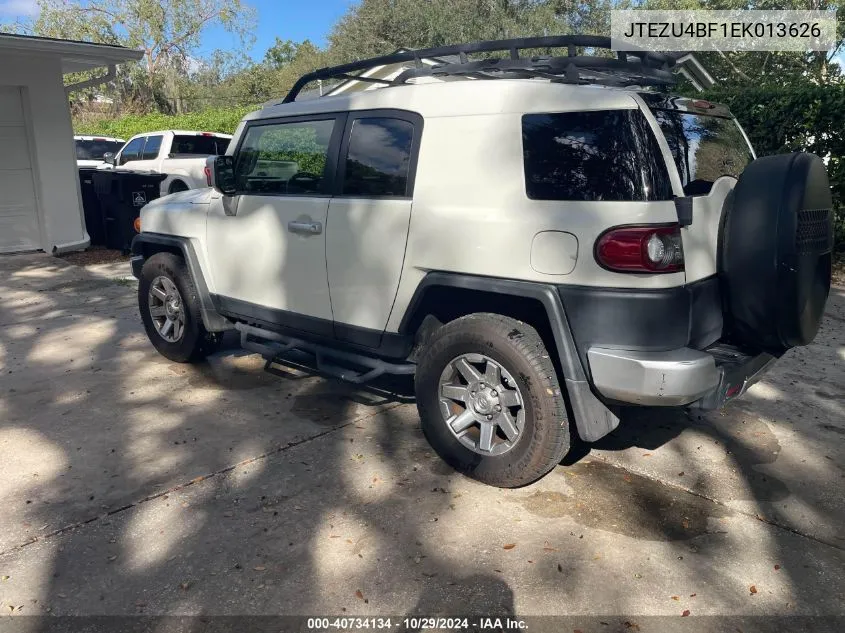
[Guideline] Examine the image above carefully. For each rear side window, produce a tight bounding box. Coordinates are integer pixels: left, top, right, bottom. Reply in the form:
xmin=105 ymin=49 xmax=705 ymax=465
xmin=522 ymin=110 xmax=673 ymax=202
xmin=171 ymin=135 xmax=229 ymax=156
xmin=141 ymin=135 xmax=163 ymax=160
xmin=342 ymin=118 xmax=414 ymax=197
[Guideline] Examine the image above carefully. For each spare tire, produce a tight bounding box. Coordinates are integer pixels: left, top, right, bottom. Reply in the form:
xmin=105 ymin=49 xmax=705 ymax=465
xmin=720 ymin=152 xmax=833 ymax=355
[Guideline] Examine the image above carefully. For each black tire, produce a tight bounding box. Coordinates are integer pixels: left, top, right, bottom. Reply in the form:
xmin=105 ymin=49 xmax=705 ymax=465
xmin=138 ymin=252 xmax=219 ymax=363
xmin=169 ymin=180 xmax=189 ymax=194
xmin=721 ymin=152 xmax=833 ymax=354
xmin=415 ymin=313 xmax=570 ymax=488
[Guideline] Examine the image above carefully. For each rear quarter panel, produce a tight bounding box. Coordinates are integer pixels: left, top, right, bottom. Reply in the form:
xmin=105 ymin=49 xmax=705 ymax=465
xmin=386 ymin=111 xmax=684 ymax=332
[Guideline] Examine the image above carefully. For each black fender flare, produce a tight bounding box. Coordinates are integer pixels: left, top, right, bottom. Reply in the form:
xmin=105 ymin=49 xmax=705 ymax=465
xmin=398 ymin=272 xmax=620 ymax=442
xmin=131 ymin=233 xmax=231 ymax=332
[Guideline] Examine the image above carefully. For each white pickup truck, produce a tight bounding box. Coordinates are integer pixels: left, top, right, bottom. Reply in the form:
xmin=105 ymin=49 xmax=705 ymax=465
xmin=103 ymin=130 xmax=232 ymax=196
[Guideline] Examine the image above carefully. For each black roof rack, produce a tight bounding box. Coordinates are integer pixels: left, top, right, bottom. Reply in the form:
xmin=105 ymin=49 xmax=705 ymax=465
xmin=283 ymin=35 xmax=678 ymax=103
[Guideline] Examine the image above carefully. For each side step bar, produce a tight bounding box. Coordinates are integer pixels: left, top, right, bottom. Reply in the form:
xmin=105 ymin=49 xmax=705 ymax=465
xmin=235 ymin=323 xmax=416 ymax=385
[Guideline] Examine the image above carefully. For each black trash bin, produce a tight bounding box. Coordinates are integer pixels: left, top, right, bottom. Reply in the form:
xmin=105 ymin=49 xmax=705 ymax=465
xmin=78 ymin=168 xmax=107 ymax=247
xmin=92 ymin=170 xmax=167 ymax=253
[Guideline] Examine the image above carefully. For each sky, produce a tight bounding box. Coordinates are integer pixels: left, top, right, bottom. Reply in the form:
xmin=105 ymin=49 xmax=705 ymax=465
xmin=0 ymin=0 xmax=842 ymax=67
xmin=198 ymin=0 xmax=355 ymax=60
xmin=0 ymin=0 xmax=355 ymax=61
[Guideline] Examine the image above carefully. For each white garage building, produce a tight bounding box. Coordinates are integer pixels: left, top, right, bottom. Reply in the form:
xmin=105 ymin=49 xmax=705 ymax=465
xmin=0 ymin=34 xmax=142 ymax=254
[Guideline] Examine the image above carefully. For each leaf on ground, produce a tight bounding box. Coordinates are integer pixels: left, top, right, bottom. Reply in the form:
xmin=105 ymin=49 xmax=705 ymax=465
xmin=682 ymin=519 xmax=690 ymax=529
xmin=681 ymin=610 xmax=690 ymax=617
xmin=543 ymin=546 xmax=559 ymax=552
xmin=355 ymin=590 xmax=364 ymax=600
xmin=671 ymin=596 xmax=680 ymax=601
xmin=253 ymin=566 xmax=266 ymax=571
xmin=1 ymin=576 xmax=8 ymax=581
xmin=774 ymin=565 xmax=781 ymax=571
xmin=557 ymin=564 xmax=563 ymax=573
xmin=690 ymin=593 xmax=697 ymax=597
xmin=222 ymin=512 xmax=233 ymax=518
xmin=57 ymin=594 xmax=67 ymax=599
xmin=623 ymin=474 xmax=632 ymax=483
xmin=329 ymin=535 xmax=340 ymax=539
xmin=503 ymin=543 xmax=516 ymax=550
xmin=624 ymin=622 xmax=640 ymax=631
xmin=107 ymin=555 xmax=117 ymax=562
xmin=678 ymin=471 xmax=685 ymax=476
xmin=180 ymin=582 xmax=190 ymax=591
xmin=750 ymin=585 xmax=757 ymax=594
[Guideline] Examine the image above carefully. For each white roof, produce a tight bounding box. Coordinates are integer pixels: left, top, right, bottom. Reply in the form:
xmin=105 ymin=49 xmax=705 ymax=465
xmin=128 ymin=130 xmax=233 ymax=139
xmin=251 ymin=79 xmax=641 ymax=122
xmin=0 ymin=33 xmax=143 ymax=73
xmin=74 ymin=135 xmax=125 ymax=142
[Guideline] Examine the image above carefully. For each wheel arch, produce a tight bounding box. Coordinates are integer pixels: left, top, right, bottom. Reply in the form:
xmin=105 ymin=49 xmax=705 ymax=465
xmin=398 ymin=272 xmax=621 ymax=442
xmin=131 ymin=233 xmax=231 ymax=332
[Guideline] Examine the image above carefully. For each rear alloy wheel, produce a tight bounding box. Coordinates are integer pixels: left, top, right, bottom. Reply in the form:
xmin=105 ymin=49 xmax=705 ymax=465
xmin=438 ymin=353 xmax=525 ymax=456
xmin=416 ymin=313 xmax=570 ymax=488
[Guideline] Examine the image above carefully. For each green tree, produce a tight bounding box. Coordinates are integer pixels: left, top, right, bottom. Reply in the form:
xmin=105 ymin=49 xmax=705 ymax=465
xmin=3 ymin=0 xmax=257 ymax=111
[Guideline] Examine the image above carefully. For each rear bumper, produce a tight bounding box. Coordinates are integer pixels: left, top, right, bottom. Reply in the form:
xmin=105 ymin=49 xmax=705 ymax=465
xmin=588 ymin=345 xmax=776 ymax=409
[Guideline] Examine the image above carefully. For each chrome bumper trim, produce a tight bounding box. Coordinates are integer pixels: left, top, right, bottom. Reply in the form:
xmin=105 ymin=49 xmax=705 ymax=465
xmin=588 ymin=346 xmax=720 ymax=406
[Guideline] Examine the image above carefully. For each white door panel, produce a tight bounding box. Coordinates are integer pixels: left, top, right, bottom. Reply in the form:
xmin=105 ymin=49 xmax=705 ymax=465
xmin=0 ymin=86 xmax=39 ymax=253
xmin=206 ymin=195 xmax=332 ymax=320
xmin=327 ymin=198 xmax=412 ymax=333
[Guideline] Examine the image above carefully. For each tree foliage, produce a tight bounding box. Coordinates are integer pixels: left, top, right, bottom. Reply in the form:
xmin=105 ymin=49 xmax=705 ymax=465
xmin=705 ymin=83 xmax=845 ymax=247
xmin=2 ymin=0 xmax=257 ymax=112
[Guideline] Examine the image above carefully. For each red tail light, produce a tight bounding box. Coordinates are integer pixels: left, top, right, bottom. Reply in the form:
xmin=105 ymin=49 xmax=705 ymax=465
xmin=204 ymin=165 xmax=212 ymax=186
xmin=595 ymin=224 xmax=684 ymax=273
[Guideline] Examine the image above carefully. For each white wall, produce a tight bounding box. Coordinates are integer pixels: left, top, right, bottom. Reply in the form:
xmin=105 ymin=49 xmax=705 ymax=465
xmin=0 ymin=52 xmax=88 ymax=252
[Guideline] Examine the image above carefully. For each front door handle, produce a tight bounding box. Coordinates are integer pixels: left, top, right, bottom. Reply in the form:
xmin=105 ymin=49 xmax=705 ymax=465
xmin=288 ymin=220 xmax=323 ymax=235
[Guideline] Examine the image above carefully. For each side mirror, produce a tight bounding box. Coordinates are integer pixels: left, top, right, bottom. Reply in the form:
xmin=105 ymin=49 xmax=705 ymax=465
xmin=207 ymin=155 xmax=236 ymax=195
xmin=103 ymin=152 xmax=116 ymax=166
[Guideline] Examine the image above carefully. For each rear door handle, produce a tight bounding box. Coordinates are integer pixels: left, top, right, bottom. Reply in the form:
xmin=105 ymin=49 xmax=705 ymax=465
xmin=288 ymin=221 xmax=323 ymax=235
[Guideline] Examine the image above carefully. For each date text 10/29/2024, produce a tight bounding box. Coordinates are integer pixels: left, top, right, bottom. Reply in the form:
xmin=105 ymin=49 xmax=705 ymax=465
xmin=307 ymin=617 xmax=529 ymax=630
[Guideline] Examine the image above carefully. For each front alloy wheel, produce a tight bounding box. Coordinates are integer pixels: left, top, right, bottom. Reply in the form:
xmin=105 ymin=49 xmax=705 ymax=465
xmin=148 ymin=275 xmax=186 ymax=343
xmin=438 ymin=353 xmax=525 ymax=456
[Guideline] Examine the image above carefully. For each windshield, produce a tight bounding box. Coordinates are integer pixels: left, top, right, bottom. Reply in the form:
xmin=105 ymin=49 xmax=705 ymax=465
xmin=171 ymin=135 xmax=229 ymax=156
xmin=75 ymin=139 xmax=123 ymax=161
xmin=651 ymin=110 xmax=754 ymax=196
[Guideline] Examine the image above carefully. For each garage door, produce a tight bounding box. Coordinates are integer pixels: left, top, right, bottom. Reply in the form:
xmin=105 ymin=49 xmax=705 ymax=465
xmin=0 ymin=86 xmax=40 ymax=253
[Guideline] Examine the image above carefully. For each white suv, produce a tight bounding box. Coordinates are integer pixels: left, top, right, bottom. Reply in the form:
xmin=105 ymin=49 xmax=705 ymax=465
xmin=129 ymin=37 xmax=835 ymax=487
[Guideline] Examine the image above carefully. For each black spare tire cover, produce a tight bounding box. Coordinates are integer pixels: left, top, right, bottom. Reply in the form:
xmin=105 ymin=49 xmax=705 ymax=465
xmin=720 ymin=152 xmax=833 ymax=355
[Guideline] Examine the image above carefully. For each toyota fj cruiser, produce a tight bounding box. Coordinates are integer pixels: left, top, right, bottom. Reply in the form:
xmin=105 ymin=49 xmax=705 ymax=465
xmin=130 ymin=36 xmax=834 ymax=488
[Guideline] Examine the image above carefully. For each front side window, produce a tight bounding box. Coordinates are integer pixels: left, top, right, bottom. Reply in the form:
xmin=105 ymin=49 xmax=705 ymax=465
xmin=342 ymin=118 xmax=414 ymax=197
xmin=119 ymin=137 xmax=144 ymax=165
xmin=141 ymin=135 xmax=163 ymax=160
xmin=651 ymin=110 xmax=754 ymax=196
xmin=234 ymin=119 xmax=335 ymax=195
xmin=522 ymin=110 xmax=673 ymax=202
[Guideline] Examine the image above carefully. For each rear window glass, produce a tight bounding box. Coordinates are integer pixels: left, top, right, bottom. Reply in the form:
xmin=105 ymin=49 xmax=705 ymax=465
xmin=651 ymin=110 xmax=754 ymax=196
xmin=522 ymin=110 xmax=673 ymax=202
xmin=171 ymin=135 xmax=229 ymax=156
xmin=75 ymin=139 xmax=123 ymax=160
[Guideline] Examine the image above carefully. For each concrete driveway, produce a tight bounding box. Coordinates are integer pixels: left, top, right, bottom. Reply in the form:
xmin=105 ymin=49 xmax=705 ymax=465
xmin=0 ymin=252 xmax=843 ymax=629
